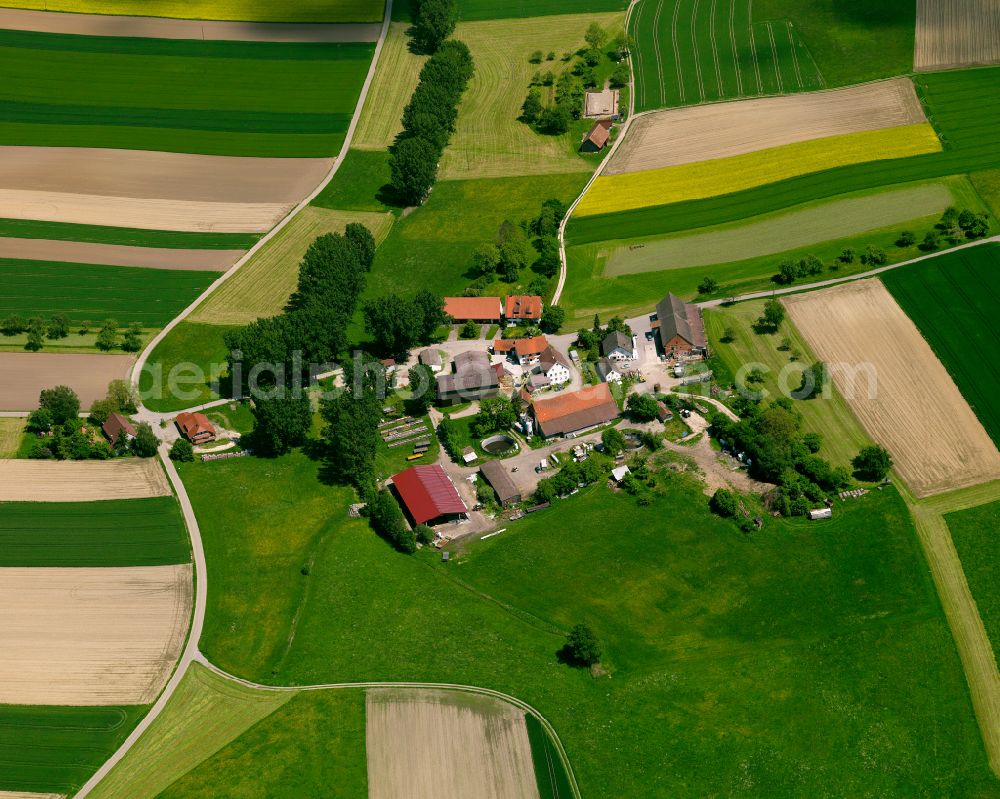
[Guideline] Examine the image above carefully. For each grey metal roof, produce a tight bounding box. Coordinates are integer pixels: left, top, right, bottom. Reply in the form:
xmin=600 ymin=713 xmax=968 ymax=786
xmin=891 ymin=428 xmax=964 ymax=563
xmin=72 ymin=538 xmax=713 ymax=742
xmin=601 ymin=330 xmax=632 ymax=356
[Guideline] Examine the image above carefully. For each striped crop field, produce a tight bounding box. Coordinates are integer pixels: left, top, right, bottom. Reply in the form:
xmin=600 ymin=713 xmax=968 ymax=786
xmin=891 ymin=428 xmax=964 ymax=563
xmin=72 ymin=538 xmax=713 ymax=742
xmin=575 ymin=123 xmax=940 ymax=216
xmin=0 ymin=29 xmax=374 ymax=157
xmin=0 ymin=0 xmax=383 ymax=22
xmin=628 ymin=0 xmax=824 ymax=111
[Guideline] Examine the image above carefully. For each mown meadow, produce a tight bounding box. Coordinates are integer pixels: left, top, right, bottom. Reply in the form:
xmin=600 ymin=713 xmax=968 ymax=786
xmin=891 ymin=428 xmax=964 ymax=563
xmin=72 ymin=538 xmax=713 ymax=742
xmin=946 ymin=499 xmax=1000 ymax=667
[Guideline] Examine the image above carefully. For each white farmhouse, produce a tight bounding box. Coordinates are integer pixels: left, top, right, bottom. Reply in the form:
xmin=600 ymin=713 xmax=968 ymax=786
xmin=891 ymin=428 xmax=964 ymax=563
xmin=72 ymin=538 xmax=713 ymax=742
xmin=601 ymin=330 xmax=635 ymax=361
xmin=537 ymin=346 xmax=572 ymax=385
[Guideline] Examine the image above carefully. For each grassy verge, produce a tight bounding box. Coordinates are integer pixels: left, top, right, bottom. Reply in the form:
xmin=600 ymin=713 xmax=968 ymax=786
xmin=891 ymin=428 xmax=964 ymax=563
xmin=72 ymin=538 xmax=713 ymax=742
xmin=0 ymin=219 xmax=257 ymax=249
xmin=0 ymin=417 xmax=25 ymax=456
xmin=704 ymin=299 xmax=871 ymax=467
xmin=0 ymin=704 xmax=148 ymax=795
xmin=946 ymin=500 xmax=1000 ymax=668
xmin=311 ymin=149 xmax=398 ymax=213
xmin=0 ymin=496 xmax=189 ymax=567
xmin=175 ymin=441 xmax=997 ymax=796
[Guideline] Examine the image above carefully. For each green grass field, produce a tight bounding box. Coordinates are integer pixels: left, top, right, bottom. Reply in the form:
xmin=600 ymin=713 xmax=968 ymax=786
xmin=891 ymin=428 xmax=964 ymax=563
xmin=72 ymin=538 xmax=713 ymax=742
xmin=0 ymin=497 xmax=189 ymax=567
xmin=0 ymin=219 xmax=257 ymax=250
xmin=139 ymin=321 xmax=236 ymax=413
xmin=946 ymin=500 xmax=1000 ymax=667
xmin=311 ymin=149 xmax=397 ymax=213
xmin=87 ymin=664 xmax=295 ymax=799
xmin=568 ymin=66 xmax=1000 ymax=244
xmin=0 ymin=0 xmax=384 ymax=22
xmin=0 ymin=417 xmax=24 ymax=456
xmin=0 ymin=30 xmax=373 ymax=156
xmin=157 ymin=688 xmax=367 ymax=798
xmin=439 ymin=13 xmax=622 ymax=180
xmin=704 ymin=299 xmax=871 ymax=468
xmin=0 ymin=258 xmax=217 ymax=326
xmin=174 ymin=443 xmax=998 ymax=797
xmin=189 ymin=207 xmax=394 ymax=326
xmin=629 ymin=0 xmax=824 ymax=111
xmin=882 ymin=243 xmax=1000 ymax=448
xmin=392 ymin=0 xmax=627 ymax=22
xmin=0 ymin=704 xmax=147 ymax=794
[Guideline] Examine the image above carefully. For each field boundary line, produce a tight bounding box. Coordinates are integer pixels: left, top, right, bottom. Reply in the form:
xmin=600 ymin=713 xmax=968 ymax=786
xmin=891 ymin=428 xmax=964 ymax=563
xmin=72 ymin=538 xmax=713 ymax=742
xmin=128 ymin=0 xmax=394 ymax=402
xmin=670 ymin=0 xmax=685 ymax=104
xmin=697 ymin=235 xmax=1000 ymax=308
xmin=690 ymin=0 xmax=706 ymax=102
xmin=630 ymin=0 xmax=647 ymax=108
xmin=786 ymin=20 xmax=803 ymax=90
xmin=651 ymin=0 xmax=667 ymax=108
xmin=746 ymin=0 xmax=762 ymax=93
xmin=728 ymin=0 xmax=743 ymax=96
xmin=554 ymin=0 xmax=641 ymax=307
xmin=766 ymin=21 xmax=782 ymax=93
xmin=708 ymin=0 xmax=724 ymax=97
xmin=195 ymin=656 xmax=584 ymax=799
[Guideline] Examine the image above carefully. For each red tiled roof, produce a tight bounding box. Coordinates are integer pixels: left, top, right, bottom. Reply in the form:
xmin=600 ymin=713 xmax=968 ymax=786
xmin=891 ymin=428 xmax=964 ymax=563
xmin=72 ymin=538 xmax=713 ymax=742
xmin=493 ymin=335 xmax=549 ymax=358
xmin=102 ymin=412 xmax=136 ymax=442
xmin=505 ymin=295 xmax=542 ymax=320
xmin=531 ymin=383 xmax=619 ymax=437
xmin=443 ymin=296 xmax=503 ymax=321
xmin=392 ymin=465 xmax=468 ymax=525
xmin=176 ymin=411 xmax=216 ymax=442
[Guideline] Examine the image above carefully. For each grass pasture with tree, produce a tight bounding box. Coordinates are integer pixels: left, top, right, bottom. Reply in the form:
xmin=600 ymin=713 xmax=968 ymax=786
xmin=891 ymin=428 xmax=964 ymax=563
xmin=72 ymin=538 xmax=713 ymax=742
xmin=0 ymin=30 xmax=374 ymax=157
xmin=882 ymin=243 xmax=1000 ymax=448
xmin=139 ymin=321 xmax=237 ymax=413
xmin=172 ymin=442 xmax=998 ymax=797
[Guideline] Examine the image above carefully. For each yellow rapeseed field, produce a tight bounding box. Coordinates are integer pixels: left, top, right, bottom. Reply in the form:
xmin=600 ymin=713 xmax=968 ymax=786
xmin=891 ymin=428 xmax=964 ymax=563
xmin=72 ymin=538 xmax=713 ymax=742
xmin=0 ymin=0 xmax=382 ymax=22
xmin=575 ymin=123 xmax=942 ymax=216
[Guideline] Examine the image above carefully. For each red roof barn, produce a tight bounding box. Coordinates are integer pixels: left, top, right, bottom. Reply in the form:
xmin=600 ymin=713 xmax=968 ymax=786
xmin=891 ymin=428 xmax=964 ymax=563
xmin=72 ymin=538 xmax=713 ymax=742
xmin=391 ymin=465 xmax=469 ymax=526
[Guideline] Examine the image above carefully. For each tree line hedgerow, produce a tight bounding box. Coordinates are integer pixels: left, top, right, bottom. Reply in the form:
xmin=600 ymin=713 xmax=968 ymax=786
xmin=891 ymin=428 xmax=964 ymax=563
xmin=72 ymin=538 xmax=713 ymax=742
xmin=389 ymin=34 xmax=474 ymax=206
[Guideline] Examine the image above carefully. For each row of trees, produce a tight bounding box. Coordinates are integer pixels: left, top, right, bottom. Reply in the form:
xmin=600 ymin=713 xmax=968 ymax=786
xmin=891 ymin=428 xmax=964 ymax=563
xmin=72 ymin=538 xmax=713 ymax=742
xmin=389 ymin=39 xmax=474 ymax=206
xmin=362 ymin=289 xmax=447 ymax=355
xmin=0 ymin=315 xmax=140 ymax=352
xmin=224 ymin=224 xmax=376 ymax=455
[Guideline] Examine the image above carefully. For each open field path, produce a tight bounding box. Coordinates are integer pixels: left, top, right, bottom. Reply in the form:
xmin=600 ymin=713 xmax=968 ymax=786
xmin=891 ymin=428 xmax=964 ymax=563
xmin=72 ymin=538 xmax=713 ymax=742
xmin=128 ymin=0 xmax=390 ymax=393
xmin=0 ymin=6 xmax=381 ymax=41
xmin=904 ymin=480 xmax=1000 ymax=776
xmin=0 ymin=237 xmax=243 ymax=270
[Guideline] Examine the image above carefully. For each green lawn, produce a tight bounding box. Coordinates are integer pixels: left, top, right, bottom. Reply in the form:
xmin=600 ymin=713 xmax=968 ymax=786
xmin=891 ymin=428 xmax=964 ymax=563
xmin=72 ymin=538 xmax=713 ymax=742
xmin=311 ymin=149 xmax=397 ymax=214
xmin=139 ymin=321 xmax=236 ymax=413
xmin=0 ymin=497 xmax=189 ymax=567
xmin=0 ymin=258 xmax=217 ymax=327
xmin=704 ymin=299 xmax=871 ymax=468
xmin=946 ymin=500 xmax=1000 ymax=668
xmin=158 ymin=688 xmax=367 ymax=799
xmin=0 ymin=30 xmax=373 ymax=156
xmin=392 ymin=0 xmax=627 ymax=22
xmin=568 ymin=66 xmax=1000 ymax=244
xmin=175 ymin=441 xmax=997 ymax=797
xmin=561 ymin=179 xmax=990 ymax=322
xmin=0 ymin=219 xmax=257 ymax=249
xmin=629 ymin=0 xmax=823 ymax=112
xmin=882 ymin=243 xmax=1000 ymax=448
xmin=0 ymin=704 xmax=147 ymax=794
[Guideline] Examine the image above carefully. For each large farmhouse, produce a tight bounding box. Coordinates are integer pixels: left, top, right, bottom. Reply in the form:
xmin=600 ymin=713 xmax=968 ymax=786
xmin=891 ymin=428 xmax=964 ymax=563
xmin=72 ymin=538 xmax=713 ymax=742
xmin=176 ymin=411 xmax=216 ymax=445
xmin=436 ymin=350 xmax=499 ymax=403
xmin=505 ymin=295 xmax=543 ymax=325
xmin=391 ymin=465 xmax=469 ymax=526
xmin=493 ymin=334 xmax=549 ymax=366
xmin=652 ymin=293 xmax=707 ymax=357
xmin=531 ymin=383 xmax=620 ymax=438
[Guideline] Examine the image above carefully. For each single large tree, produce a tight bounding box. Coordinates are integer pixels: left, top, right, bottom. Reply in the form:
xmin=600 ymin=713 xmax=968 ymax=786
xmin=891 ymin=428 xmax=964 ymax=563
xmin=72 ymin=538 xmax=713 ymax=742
xmin=566 ymin=623 xmax=602 ymax=666
xmin=252 ymin=394 xmax=313 ymax=456
xmin=853 ymin=444 xmax=893 ymax=481
xmin=412 ymin=0 xmax=457 ymax=53
xmin=39 ymin=385 xmax=80 ymax=425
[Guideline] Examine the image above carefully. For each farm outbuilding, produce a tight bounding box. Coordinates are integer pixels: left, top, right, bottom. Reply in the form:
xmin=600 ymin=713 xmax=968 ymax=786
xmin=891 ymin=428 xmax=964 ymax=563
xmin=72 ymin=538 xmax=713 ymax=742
xmin=480 ymin=459 xmax=521 ymax=506
xmin=418 ymin=348 xmax=443 ymax=372
xmin=580 ymin=119 xmax=612 ymax=153
xmin=391 ymin=465 xmax=469 ymax=526
xmin=531 ymin=383 xmax=620 ymax=438
xmin=584 ymin=87 xmax=619 ymax=118
xmin=102 ymin=412 xmax=136 ymax=444
xmin=601 ymin=330 xmax=635 ymax=360
xmin=652 ymin=293 xmax=707 ymax=357
xmin=437 ymin=350 xmax=499 ymax=403
xmin=443 ymin=296 xmax=503 ymax=323
xmin=175 ymin=411 xmax=216 ymax=444
xmin=808 ymin=508 xmax=833 ymax=521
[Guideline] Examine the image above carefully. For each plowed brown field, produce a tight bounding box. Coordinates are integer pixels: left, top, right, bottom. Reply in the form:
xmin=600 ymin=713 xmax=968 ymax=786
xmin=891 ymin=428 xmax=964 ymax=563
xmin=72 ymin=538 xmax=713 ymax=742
xmin=0 ymin=458 xmax=171 ymax=501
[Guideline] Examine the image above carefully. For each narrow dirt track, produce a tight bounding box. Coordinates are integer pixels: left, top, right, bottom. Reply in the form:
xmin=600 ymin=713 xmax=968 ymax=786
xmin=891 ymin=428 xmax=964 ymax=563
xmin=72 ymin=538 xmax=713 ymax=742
xmin=0 ymin=147 xmax=331 ymax=203
xmin=0 ymin=7 xmax=381 ymax=41
xmin=0 ymin=237 xmax=243 ymax=271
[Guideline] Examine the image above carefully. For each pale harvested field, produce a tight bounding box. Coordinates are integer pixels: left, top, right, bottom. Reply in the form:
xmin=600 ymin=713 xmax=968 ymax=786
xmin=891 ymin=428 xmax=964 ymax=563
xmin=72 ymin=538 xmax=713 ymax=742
xmin=0 ymin=351 xmax=133 ymax=410
xmin=0 ymin=237 xmax=243 ymax=271
xmin=0 ymin=417 xmax=25 ymax=457
xmin=0 ymin=147 xmax=330 ymax=203
xmin=0 ymin=458 xmax=170 ymax=501
xmin=439 ymin=13 xmax=622 ymax=180
xmin=0 ymin=564 xmax=192 ymax=705
xmin=190 ymin=206 xmax=393 ymax=325
xmin=608 ymin=78 xmax=926 ymax=175
xmin=0 ymin=792 xmax=64 ymax=799
xmin=353 ymin=23 xmax=426 ymax=150
xmin=367 ymin=688 xmax=539 ymax=799
xmin=0 ymin=189 xmax=289 ymax=232
xmin=915 ymin=0 xmax=1000 ymax=71
xmin=0 ymin=7 xmax=380 ymax=41
xmin=784 ymin=279 xmax=1000 ymax=497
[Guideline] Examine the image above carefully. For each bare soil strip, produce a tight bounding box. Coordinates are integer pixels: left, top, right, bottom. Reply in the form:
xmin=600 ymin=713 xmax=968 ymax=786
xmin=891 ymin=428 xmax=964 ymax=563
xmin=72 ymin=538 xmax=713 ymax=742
xmin=0 ymin=792 xmax=64 ymax=799
xmin=366 ymin=688 xmax=540 ymax=799
xmin=0 ymin=352 xmax=134 ymax=411
xmin=0 ymin=189 xmax=289 ymax=232
xmin=0 ymin=148 xmax=331 ymax=204
xmin=915 ymin=0 xmax=1000 ymax=71
xmin=0 ymin=237 xmax=242 ymax=271
xmin=784 ymin=279 xmax=1000 ymax=498
xmin=0 ymin=7 xmax=380 ymax=41
xmin=0 ymin=457 xmax=170 ymax=500
xmin=606 ymin=78 xmax=925 ymax=175
xmin=0 ymin=565 xmax=191 ymax=705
